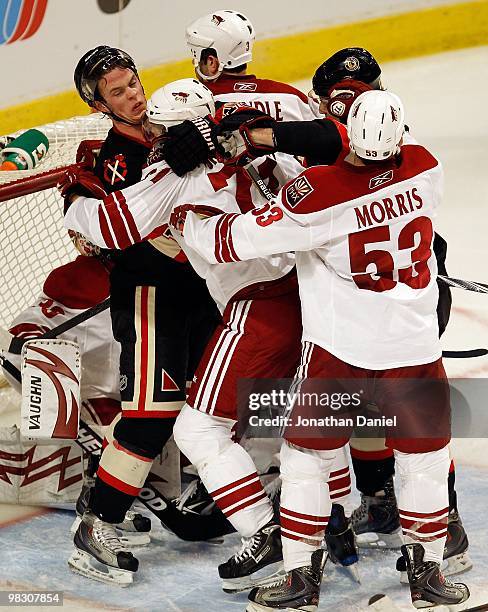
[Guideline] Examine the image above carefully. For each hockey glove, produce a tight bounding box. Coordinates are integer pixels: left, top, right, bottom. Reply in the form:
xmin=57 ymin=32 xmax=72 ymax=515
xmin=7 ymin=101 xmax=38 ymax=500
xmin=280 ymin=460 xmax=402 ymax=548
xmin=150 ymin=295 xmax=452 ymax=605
xmin=75 ymin=139 xmax=103 ymax=169
xmin=170 ymin=203 xmax=223 ymax=235
xmin=58 ymin=166 xmax=108 ymax=209
xmin=162 ymin=117 xmax=215 ymax=177
xmin=325 ymin=79 xmax=372 ymax=124
xmin=211 ymin=104 xmax=276 ymax=166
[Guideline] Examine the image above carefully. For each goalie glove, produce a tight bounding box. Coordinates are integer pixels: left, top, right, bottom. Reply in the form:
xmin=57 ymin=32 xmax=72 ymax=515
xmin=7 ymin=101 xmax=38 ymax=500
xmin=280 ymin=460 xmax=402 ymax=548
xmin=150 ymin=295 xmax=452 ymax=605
xmin=211 ymin=104 xmax=276 ymax=166
xmin=57 ymin=166 xmax=108 ymax=209
xmin=170 ymin=204 xmax=223 ymax=236
xmin=162 ymin=117 xmax=215 ymax=177
xmin=324 ymin=79 xmax=372 ymax=124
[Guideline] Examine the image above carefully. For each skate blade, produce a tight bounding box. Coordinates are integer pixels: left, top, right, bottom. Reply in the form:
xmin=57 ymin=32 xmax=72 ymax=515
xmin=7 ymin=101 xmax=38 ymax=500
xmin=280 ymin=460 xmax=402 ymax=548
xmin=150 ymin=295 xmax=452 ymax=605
xmin=412 ymin=594 xmax=471 ymax=611
xmin=356 ymin=529 xmax=403 ymax=549
xmin=222 ymin=561 xmax=285 ymax=593
xmin=346 ymin=563 xmax=361 ymax=584
xmin=442 ymin=552 xmax=473 ymax=577
xmin=246 ymin=603 xmax=316 ymax=612
xmin=68 ymin=549 xmax=134 ymax=587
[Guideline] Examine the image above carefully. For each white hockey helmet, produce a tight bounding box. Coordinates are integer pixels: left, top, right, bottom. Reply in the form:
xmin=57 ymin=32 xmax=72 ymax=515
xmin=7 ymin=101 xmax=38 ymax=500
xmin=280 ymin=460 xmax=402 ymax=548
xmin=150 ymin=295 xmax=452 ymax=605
xmin=145 ymin=78 xmax=215 ymax=129
xmin=347 ymin=90 xmax=405 ymax=160
xmin=186 ymin=10 xmax=255 ymax=80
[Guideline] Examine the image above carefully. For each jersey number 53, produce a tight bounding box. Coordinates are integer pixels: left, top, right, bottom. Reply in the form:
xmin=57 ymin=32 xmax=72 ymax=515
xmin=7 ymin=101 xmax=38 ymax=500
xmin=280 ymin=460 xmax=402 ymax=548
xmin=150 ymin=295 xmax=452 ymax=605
xmin=348 ymin=216 xmax=433 ymax=292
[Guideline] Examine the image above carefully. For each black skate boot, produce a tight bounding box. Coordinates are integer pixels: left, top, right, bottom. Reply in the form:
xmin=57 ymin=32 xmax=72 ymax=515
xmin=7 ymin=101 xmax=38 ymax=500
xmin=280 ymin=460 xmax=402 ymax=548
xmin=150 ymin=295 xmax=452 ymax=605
xmin=397 ymin=509 xmax=473 ymax=582
xmin=68 ymin=510 xmax=139 ymax=586
xmin=351 ymin=477 xmax=402 ymax=549
xmin=324 ymin=503 xmax=360 ymax=582
xmin=246 ymin=549 xmax=327 ymax=612
xmin=400 ymin=543 xmax=470 ymax=609
xmin=218 ymin=521 xmax=284 ymax=593
xmin=71 ymin=478 xmax=151 ymax=546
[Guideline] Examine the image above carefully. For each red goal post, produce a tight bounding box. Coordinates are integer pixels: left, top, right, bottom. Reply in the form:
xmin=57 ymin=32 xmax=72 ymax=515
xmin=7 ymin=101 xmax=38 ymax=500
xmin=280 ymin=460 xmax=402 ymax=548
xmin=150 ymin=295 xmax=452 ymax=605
xmin=0 ymin=113 xmax=111 ymax=329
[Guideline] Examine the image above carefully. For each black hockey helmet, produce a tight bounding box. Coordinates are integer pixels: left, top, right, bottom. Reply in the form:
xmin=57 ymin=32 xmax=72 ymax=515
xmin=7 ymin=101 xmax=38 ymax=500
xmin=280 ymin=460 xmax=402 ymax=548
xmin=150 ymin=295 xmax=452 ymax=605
xmin=74 ymin=45 xmax=139 ymax=106
xmin=312 ymin=47 xmax=382 ymax=97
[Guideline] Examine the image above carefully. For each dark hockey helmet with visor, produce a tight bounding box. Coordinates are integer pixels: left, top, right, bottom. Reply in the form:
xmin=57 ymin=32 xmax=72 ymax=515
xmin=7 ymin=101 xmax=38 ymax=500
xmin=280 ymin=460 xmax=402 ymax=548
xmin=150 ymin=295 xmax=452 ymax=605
xmin=74 ymin=45 xmax=139 ymax=106
xmin=312 ymin=47 xmax=382 ymax=98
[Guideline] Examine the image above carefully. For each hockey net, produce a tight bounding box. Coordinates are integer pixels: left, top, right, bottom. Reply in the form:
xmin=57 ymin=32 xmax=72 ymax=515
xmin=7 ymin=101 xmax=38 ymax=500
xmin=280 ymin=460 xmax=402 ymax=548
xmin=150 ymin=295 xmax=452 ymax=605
xmin=0 ymin=113 xmax=111 ymax=330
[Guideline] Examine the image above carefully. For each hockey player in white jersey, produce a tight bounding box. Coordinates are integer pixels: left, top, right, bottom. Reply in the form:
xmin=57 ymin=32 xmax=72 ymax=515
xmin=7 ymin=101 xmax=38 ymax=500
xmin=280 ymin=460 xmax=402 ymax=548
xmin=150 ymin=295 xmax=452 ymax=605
xmin=63 ymin=77 xmax=307 ymax=590
xmin=163 ymin=9 xmax=323 ymax=180
xmin=170 ymin=91 xmax=471 ymax=611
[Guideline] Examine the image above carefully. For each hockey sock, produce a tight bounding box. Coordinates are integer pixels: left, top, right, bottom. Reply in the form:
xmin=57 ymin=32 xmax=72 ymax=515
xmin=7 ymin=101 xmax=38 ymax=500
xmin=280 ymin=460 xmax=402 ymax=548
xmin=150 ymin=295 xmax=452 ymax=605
xmin=280 ymin=441 xmax=335 ymax=572
xmin=174 ymin=404 xmax=273 ymax=538
xmin=350 ymin=446 xmax=395 ymax=496
xmin=327 ymin=444 xmax=351 ymax=505
xmin=92 ymin=439 xmax=153 ymax=523
xmin=395 ymin=447 xmax=450 ymax=563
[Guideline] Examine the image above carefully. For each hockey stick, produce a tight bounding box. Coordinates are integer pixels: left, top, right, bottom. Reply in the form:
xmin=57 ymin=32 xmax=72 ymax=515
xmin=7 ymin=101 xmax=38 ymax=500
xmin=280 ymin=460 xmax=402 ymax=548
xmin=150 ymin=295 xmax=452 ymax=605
xmin=443 ymin=348 xmax=488 ymax=359
xmin=438 ymin=275 xmax=488 ymax=294
xmin=0 ymin=351 xmax=233 ymax=541
xmin=245 ymin=165 xmax=488 ymax=295
xmin=6 ymin=298 xmax=111 ymax=355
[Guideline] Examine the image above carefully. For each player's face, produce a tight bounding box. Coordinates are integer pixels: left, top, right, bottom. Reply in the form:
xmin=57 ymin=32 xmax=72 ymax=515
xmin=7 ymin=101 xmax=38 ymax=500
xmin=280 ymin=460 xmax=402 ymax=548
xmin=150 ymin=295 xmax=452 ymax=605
xmin=96 ymin=67 xmax=146 ymax=123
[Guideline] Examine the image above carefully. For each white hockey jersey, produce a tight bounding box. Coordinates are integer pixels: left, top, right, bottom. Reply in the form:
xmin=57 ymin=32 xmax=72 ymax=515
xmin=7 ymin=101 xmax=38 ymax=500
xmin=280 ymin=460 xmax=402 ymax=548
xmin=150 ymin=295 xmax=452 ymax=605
xmin=207 ymin=73 xmax=321 ymax=121
xmin=7 ymin=256 xmax=120 ymax=401
xmin=181 ymin=140 xmax=444 ymax=369
xmin=64 ymin=156 xmax=304 ymax=311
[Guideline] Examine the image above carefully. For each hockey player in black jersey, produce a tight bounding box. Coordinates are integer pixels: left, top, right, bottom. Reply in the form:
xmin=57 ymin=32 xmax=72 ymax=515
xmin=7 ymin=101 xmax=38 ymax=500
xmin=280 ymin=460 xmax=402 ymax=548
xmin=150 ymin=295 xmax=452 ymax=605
xmin=62 ymin=46 xmax=220 ymax=585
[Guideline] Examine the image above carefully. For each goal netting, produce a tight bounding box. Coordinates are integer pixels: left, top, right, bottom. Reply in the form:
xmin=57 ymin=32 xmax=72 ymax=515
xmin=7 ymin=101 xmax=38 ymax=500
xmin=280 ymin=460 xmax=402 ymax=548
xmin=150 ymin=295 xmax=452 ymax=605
xmin=0 ymin=113 xmax=111 ymax=330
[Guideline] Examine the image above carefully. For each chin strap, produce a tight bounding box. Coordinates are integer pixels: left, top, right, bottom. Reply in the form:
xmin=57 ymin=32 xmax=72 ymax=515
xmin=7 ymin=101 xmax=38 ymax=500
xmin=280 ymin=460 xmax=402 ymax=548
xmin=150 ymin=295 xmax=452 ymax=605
xmin=195 ymin=63 xmax=223 ymax=82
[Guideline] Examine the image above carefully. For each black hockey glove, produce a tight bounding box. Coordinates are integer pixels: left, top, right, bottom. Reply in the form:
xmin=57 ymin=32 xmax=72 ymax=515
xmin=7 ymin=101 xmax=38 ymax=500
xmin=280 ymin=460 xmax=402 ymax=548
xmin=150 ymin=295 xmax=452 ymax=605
xmin=211 ymin=105 xmax=277 ymax=166
xmin=162 ymin=117 xmax=215 ymax=176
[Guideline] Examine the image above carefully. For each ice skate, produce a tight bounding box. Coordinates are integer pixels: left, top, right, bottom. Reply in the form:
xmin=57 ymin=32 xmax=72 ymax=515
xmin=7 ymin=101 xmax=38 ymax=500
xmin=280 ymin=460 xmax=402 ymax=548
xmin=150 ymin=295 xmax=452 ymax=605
xmin=398 ymin=509 xmax=473 ymax=583
xmin=70 ymin=480 xmax=151 ymax=546
xmin=351 ymin=477 xmax=403 ymax=549
xmin=246 ymin=549 xmax=326 ymax=611
xmin=68 ymin=510 xmax=139 ymax=586
xmin=219 ymin=521 xmax=284 ymax=593
xmin=325 ymin=503 xmax=360 ymax=582
xmin=400 ymin=543 xmax=470 ymax=609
